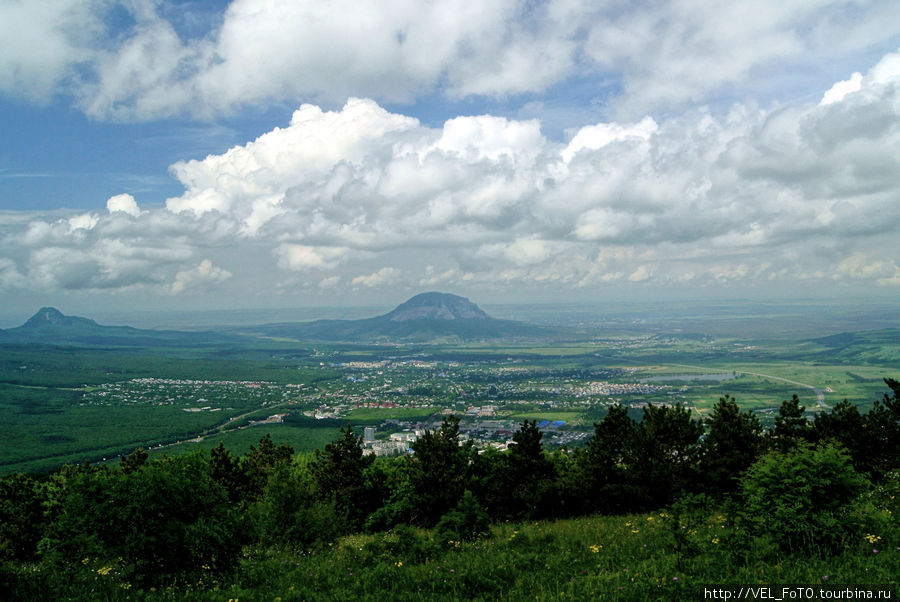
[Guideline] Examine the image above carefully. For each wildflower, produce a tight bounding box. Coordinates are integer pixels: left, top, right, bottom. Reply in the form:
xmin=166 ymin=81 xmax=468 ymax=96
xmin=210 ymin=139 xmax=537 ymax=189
xmin=589 ymin=544 xmax=602 ymax=553
xmin=396 ymin=561 xmax=403 ymax=568
xmin=865 ymin=534 xmax=882 ymax=544
xmin=711 ymin=538 xmax=719 ymax=545
xmin=81 ymin=558 xmax=90 ymax=565
xmin=673 ymin=577 xmax=679 ymax=581
xmin=873 ymin=549 xmax=879 ymax=554
xmin=96 ymin=566 xmax=113 ymax=576
xmin=822 ymin=576 xmax=829 ymax=582
xmin=631 ymin=529 xmax=640 ymax=534
xmin=450 ymin=569 xmax=455 ymax=573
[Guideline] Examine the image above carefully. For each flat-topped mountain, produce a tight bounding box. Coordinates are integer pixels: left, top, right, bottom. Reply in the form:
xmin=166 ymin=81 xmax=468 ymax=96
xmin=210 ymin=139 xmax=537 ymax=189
xmin=247 ymin=292 xmax=554 ymax=342
xmin=383 ymin=292 xmax=490 ymax=322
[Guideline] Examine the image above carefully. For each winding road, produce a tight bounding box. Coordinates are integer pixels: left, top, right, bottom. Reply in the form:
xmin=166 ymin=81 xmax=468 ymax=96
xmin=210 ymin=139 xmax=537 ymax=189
xmin=668 ymin=363 xmax=831 ymax=410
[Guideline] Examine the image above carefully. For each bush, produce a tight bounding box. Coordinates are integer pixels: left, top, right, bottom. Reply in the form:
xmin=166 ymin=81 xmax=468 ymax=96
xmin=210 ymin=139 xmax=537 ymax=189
xmin=740 ymin=443 xmax=869 ymax=554
xmin=42 ymin=453 xmax=243 ymax=587
xmin=434 ymin=490 xmax=491 ymax=544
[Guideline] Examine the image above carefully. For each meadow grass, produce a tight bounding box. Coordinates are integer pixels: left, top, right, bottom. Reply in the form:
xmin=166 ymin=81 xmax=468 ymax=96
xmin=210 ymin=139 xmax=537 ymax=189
xmin=11 ymin=509 xmax=894 ymax=601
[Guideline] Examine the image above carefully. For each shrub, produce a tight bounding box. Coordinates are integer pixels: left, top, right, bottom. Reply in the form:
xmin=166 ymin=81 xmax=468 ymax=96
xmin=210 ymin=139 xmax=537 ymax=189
xmin=434 ymin=490 xmax=491 ymax=544
xmin=42 ymin=453 xmax=243 ymax=587
xmin=740 ymin=443 xmax=869 ymax=554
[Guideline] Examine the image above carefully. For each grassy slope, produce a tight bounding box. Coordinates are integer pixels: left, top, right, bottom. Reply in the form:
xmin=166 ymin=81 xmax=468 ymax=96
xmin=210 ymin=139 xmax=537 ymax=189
xmin=14 ymin=511 xmax=896 ymax=600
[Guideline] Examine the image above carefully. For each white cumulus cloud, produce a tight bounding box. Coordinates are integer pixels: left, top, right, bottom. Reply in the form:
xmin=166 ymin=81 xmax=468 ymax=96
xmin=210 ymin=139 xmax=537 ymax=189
xmin=171 ymin=259 xmax=231 ymax=294
xmin=106 ymin=193 xmax=142 ymax=217
xmin=2 ymin=48 xmax=900 ymax=301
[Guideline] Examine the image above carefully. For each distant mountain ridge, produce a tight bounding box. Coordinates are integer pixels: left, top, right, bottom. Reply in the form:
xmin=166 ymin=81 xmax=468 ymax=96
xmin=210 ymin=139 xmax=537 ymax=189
xmin=246 ymin=292 xmax=555 ymax=342
xmin=2 ymin=293 xmax=562 ymax=346
xmin=2 ymin=307 xmax=234 ymax=348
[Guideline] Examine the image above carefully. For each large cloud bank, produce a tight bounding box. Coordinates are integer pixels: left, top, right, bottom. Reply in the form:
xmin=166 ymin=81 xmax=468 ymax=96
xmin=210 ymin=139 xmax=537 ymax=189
xmin=1 ymin=50 xmax=898 ymax=298
xmin=1 ymin=0 xmax=898 ymax=120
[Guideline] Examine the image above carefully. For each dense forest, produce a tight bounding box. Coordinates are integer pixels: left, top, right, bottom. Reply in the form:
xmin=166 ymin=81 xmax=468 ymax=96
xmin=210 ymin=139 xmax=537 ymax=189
xmin=2 ymin=380 xmax=898 ymax=599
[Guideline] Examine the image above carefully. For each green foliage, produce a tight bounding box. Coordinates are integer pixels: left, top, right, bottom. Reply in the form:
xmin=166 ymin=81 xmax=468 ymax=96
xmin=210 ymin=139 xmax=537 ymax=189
xmin=771 ymin=394 xmax=812 ymax=452
xmin=311 ymin=425 xmax=375 ymax=531
xmin=475 ymin=420 xmax=555 ymax=520
xmin=241 ymin=434 xmax=294 ymax=500
xmin=434 ymin=490 xmax=491 ymax=543
xmin=1 ymin=374 xmax=898 ymax=598
xmin=627 ymin=404 xmax=704 ymax=509
xmin=409 ymin=415 xmax=473 ymax=526
xmin=41 ymin=453 xmax=242 ymax=587
xmin=0 ymin=473 xmax=47 ymax=561
xmin=579 ymin=404 xmax=636 ymax=514
xmin=740 ymin=443 xmax=868 ymax=554
xmin=249 ymin=461 xmax=338 ymax=549
xmin=119 ymin=447 xmax=147 ymax=474
xmin=701 ymin=395 xmax=763 ymax=495
xmin=208 ymin=442 xmax=247 ymax=503
xmin=363 ymin=457 xmax=417 ymax=532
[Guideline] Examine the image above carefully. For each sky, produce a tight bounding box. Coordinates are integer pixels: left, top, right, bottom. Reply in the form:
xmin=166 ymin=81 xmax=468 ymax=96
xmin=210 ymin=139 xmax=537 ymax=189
xmin=1 ymin=0 xmax=899 ymax=320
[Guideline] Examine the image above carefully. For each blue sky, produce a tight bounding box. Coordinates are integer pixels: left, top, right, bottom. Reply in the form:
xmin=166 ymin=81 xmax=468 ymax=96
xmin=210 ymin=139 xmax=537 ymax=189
xmin=1 ymin=0 xmax=899 ymax=318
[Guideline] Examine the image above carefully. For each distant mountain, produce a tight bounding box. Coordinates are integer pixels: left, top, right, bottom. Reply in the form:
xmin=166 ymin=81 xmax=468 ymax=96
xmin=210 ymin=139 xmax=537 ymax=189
xmin=246 ymin=292 xmax=557 ymax=342
xmin=21 ymin=307 xmax=101 ymax=330
xmin=2 ymin=307 xmax=237 ymax=348
xmin=383 ymin=292 xmax=490 ymax=321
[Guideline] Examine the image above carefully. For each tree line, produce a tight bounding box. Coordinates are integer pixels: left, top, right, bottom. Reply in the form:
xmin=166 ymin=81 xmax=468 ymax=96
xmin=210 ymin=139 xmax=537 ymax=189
xmin=1 ymin=379 xmax=898 ymax=589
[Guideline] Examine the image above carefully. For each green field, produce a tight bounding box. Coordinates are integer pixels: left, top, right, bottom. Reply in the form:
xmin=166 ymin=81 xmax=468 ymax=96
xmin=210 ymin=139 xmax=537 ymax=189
xmin=508 ymin=411 xmax=584 ymax=422
xmin=1 ymin=313 xmax=897 ymax=476
xmin=344 ymin=407 xmax=439 ymax=423
xmin=148 ymin=423 xmax=344 ymax=459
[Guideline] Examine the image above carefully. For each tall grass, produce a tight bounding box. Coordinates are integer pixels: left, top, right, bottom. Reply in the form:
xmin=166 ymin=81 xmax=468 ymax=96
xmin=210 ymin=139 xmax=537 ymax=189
xmin=6 ymin=508 xmax=895 ymax=601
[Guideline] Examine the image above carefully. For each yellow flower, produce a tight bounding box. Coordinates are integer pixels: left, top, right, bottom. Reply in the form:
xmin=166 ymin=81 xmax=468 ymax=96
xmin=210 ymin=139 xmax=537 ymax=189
xmin=96 ymin=566 xmax=113 ymax=576
xmin=711 ymin=538 xmax=719 ymax=545
xmin=865 ymin=534 xmax=882 ymax=544
xmin=120 ymin=583 xmax=131 ymax=590
xmin=589 ymin=544 xmax=602 ymax=553
xmin=396 ymin=561 xmax=403 ymax=567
